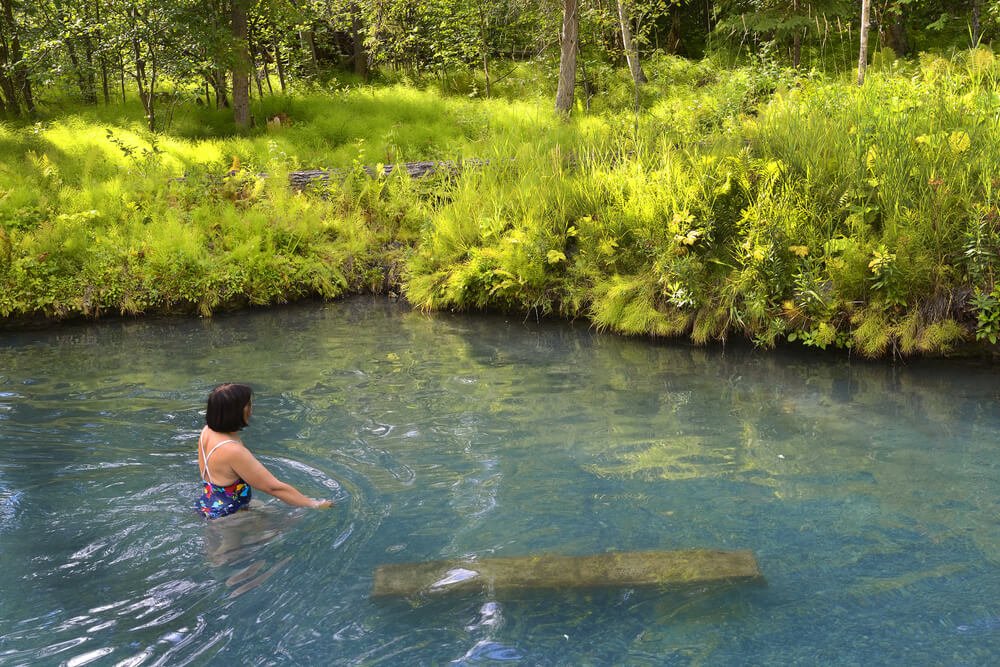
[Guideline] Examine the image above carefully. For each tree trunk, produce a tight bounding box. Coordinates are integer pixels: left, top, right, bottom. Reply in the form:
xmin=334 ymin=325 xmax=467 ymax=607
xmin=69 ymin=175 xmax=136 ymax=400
xmin=248 ymin=21 xmax=264 ymax=99
xmin=12 ymin=39 xmax=29 ymax=111
xmin=1 ymin=0 xmax=31 ymax=112
xmin=80 ymin=0 xmax=97 ymax=104
xmin=286 ymin=0 xmax=319 ymax=76
xmin=616 ymin=0 xmax=647 ymax=85
xmin=131 ymin=23 xmax=152 ymax=129
xmin=482 ymin=50 xmax=491 ymax=97
xmin=478 ymin=4 xmax=491 ymax=96
xmin=100 ymin=52 xmax=111 ymax=106
xmin=791 ymin=0 xmax=801 ymax=67
xmin=0 ymin=18 xmax=21 ymax=115
xmin=886 ymin=11 xmax=908 ymax=57
xmin=555 ymin=0 xmax=579 ymax=115
xmin=232 ymin=0 xmax=251 ymax=128
xmin=0 ymin=53 xmax=20 ymax=116
xmin=858 ymin=0 xmax=871 ymax=85
xmin=578 ymin=43 xmax=592 ymax=111
xmin=148 ymin=54 xmax=158 ymax=132
xmin=212 ymin=68 xmax=230 ymax=108
xmin=666 ymin=3 xmax=683 ymax=55
xmin=55 ymin=0 xmax=95 ymax=105
xmin=972 ymin=0 xmax=982 ymax=47
xmin=129 ymin=6 xmax=158 ymax=133
xmin=81 ymin=33 xmax=98 ymax=104
xmin=118 ymin=51 xmax=126 ymax=104
xmin=352 ymin=2 xmax=367 ymax=79
xmin=273 ymin=41 xmax=286 ymax=92
xmin=300 ymin=29 xmax=319 ymax=76
xmin=260 ymin=47 xmax=274 ymax=95
xmin=0 ymin=54 xmax=9 ymax=113
xmin=94 ymin=0 xmax=109 ymax=104
xmin=253 ymin=54 xmax=264 ymax=98
xmin=65 ymin=40 xmax=89 ymax=100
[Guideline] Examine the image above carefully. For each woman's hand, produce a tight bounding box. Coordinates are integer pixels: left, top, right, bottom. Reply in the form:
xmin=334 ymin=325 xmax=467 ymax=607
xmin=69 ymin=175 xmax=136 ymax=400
xmin=311 ymin=499 xmax=333 ymax=509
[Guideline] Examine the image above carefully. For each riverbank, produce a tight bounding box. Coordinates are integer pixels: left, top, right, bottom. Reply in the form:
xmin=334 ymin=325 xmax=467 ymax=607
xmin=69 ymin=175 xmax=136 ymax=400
xmin=2 ymin=53 xmax=999 ymax=358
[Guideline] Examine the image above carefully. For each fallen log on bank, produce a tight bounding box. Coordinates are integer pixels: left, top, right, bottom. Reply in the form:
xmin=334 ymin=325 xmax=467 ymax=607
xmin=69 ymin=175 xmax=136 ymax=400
xmin=289 ymin=158 xmax=490 ymax=191
xmin=372 ymin=549 xmax=763 ymax=597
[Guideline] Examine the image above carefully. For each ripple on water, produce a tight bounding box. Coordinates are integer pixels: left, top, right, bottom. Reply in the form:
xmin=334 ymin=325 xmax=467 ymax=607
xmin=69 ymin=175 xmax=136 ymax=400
xmin=0 ymin=487 xmax=22 ymax=533
xmin=5 ymin=301 xmax=1000 ymax=664
xmin=63 ymin=646 xmax=114 ymax=667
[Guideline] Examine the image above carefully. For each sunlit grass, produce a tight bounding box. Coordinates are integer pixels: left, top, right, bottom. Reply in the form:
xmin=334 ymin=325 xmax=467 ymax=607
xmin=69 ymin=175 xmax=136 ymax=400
xmin=2 ymin=51 xmax=999 ymax=356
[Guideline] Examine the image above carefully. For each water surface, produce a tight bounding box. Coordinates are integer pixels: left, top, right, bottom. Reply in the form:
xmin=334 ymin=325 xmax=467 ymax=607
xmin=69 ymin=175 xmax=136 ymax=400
xmin=1 ymin=298 xmax=999 ymax=665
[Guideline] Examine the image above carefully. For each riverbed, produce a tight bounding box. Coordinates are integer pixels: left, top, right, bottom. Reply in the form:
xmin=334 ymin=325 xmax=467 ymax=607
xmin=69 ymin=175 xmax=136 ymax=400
xmin=1 ymin=298 xmax=998 ymax=665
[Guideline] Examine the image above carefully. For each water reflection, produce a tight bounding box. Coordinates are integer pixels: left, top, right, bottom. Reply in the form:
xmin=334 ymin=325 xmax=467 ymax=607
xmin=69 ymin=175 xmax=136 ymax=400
xmin=0 ymin=481 xmax=21 ymax=534
xmin=2 ymin=299 xmax=1000 ymax=664
xmin=203 ymin=503 xmax=299 ymax=563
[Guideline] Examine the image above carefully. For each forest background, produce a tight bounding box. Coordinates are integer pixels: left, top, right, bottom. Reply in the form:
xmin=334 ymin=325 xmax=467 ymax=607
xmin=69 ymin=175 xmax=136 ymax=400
xmin=0 ymin=0 xmax=997 ymax=358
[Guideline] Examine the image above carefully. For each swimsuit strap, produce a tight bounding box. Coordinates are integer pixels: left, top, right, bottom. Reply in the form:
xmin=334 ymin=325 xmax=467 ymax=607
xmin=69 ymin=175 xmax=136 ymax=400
xmin=200 ymin=434 xmax=240 ymax=485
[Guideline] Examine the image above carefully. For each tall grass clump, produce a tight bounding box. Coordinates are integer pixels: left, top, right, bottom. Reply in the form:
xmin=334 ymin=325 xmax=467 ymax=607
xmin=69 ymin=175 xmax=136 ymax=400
xmin=405 ymin=139 xmax=589 ymax=315
xmin=403 ymin=49 xmax=1000 ymax=357
xmin=738 ymin=49 xmax=1000 ymax=354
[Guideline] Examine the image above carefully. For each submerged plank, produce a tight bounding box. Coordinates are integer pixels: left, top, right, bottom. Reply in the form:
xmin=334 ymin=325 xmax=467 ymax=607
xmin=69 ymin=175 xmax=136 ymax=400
xmin=372 ymin=549 xmax=763 ymax=597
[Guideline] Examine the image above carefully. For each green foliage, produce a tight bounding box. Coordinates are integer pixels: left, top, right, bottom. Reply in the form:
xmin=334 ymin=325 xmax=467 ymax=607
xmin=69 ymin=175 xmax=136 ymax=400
xmin=590 ymin=275 xmax=692 ymax=337
xmin=972 ymin=286 xmax=1000 ymax=344
xmin=3 ymin=47 xmax=1000 ymax=359
xmin=0 ymin=94 xmax=440 ymax=319
xmin=0 ymin=0 xmax=992 ymax=139
xmin=868 ymin=244 xmax=906 ymax=308
xmin=399 ymin=51 xmax=1000 ymax=358
xmin=405 ymin=138 xmax=581 ymax=314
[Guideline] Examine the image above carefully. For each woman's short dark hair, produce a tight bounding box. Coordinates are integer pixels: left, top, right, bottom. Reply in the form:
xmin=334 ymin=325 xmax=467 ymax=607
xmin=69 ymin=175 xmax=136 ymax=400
xmin=206 ymin=383 xmax=253 ymax=432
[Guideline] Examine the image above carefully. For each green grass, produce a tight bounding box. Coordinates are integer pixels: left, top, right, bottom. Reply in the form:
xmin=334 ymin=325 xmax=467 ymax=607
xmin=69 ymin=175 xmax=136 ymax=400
xmin=2 ymin=51 xmax=999 ymax=357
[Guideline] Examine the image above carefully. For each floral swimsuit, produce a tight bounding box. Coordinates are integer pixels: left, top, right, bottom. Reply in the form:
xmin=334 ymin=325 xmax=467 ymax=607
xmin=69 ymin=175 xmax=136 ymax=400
xmin=196 ymin=436 xmax=252 ymax=519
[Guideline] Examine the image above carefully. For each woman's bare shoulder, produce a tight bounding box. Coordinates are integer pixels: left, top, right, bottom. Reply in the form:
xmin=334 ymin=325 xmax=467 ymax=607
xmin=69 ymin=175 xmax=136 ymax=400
xmin=200 ymin=428 xmax=246 ymax=453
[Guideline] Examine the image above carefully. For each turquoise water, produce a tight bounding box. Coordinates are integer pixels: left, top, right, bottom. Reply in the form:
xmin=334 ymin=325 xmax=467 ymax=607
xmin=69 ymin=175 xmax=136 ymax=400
xmin=2 ymin=298 xmax=1000 ymax=665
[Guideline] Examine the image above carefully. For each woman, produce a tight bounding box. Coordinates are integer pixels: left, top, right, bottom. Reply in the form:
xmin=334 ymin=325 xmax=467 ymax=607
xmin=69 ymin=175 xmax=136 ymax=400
xmin=196 ymin=383 xmax=332 ymax=519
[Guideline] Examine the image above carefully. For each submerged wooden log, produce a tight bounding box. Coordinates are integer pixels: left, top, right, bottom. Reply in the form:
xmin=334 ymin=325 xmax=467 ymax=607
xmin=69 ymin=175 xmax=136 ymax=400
xmin=372 ymin=549 xmax=763 ymax=597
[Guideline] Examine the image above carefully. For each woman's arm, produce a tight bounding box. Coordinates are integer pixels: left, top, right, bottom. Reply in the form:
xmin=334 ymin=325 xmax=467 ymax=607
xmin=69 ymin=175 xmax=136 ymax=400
xmin=231 ymin=447 xmax=332 ymax=509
